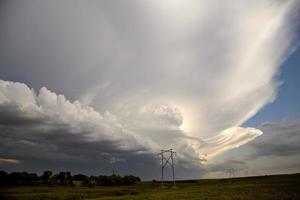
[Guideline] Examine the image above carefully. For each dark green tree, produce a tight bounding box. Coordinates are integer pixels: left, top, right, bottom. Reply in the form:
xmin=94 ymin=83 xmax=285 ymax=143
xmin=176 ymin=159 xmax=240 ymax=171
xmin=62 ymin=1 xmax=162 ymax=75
xmin=41 ymin=170 xmax=52 ymax=184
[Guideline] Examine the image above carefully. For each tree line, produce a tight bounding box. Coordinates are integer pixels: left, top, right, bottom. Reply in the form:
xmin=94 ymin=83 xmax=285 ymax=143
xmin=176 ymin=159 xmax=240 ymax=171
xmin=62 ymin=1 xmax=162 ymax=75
xmin=0 ymin=170 xmax=141 ymax=187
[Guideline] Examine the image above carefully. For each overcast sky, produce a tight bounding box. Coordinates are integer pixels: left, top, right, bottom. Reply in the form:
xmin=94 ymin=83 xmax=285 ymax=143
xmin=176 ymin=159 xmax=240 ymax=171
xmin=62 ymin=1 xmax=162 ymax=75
xmin=0 ymin=0 xmax=299 ymax=180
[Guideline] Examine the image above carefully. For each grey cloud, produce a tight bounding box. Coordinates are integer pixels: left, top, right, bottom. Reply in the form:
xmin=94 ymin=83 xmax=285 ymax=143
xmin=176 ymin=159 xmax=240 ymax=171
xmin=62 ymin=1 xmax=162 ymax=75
xmin=0 ymin=80 xmax=206 ymax=179
xmin=249 ymin=120 xmax=300 ymax=158
xmin=0 ymin=1 xmax=298 ymax=137
xmin=0 ymin=80 xmax=262 ymax=179
xmin=0 ymin=81 xmax=156 ymax=164
xmin=0 ymin=1 xmax=299 ymax=178
xmin=206 ymin=119 xmax=300 ymax=177
xmin=205 ymin=158 xmax=247 ymax=173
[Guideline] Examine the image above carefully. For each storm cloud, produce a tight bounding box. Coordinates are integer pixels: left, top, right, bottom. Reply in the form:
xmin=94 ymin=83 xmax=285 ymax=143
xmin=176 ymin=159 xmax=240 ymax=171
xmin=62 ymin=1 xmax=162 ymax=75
xmin=0 ymin=0 xmax=299 ymax=179
xmin=249 ymin=120 xmax=300 ymax=158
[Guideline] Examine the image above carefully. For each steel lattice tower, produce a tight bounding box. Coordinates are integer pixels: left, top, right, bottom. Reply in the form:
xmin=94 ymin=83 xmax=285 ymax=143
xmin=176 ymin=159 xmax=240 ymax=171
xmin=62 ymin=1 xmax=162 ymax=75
xmin=158 ymin=149 xmax=176 ymax=187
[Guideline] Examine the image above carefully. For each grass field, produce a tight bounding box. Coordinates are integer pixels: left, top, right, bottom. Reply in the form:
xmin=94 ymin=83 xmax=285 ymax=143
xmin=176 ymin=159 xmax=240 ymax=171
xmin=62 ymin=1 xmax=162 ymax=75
xmin=0 ymin=174 xmax=299 ymax=200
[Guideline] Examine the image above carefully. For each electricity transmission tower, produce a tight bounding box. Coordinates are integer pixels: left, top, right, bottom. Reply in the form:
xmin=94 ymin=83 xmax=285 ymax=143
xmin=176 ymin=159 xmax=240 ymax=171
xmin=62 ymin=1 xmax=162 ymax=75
xmin=158 ymin=149 xmax=176 ymax=187
xmin=111 ymin=163 xmax=115 ymax=175
xmin=227 ymin=168 xmax=235 ymax=178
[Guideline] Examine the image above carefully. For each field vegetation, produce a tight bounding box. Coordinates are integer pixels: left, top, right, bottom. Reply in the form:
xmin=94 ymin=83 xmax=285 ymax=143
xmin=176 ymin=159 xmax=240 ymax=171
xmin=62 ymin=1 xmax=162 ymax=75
xmin=0 ymin=173 xmax=299 ymax=200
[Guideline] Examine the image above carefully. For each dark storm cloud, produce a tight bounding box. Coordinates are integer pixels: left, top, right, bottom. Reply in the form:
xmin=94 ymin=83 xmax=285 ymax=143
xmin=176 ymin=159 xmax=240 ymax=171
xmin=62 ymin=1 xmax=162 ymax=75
xmin=0 ymin=81 xmax=158 ymax=177
xmin=192 ymin=118 xmax=300 ymax=177
xmin=0 ymin=104 xmax=45 ymax=126
xmin=201 ymin=119 xmax=300 ymax=177
xmin=0 ymin=80 xmax=207 ymax=179
xmin=204 ymin=158 xmax=247 ymax=173
xmin=0 ymin=109 xmax=162 ymax=178
xmin=0 ymin=80 xmax=217 ymax=179
xmin=249 ymin=120 xmax=300 ymax=158
xmin=0 ymin=0 xmax=299 ymax=179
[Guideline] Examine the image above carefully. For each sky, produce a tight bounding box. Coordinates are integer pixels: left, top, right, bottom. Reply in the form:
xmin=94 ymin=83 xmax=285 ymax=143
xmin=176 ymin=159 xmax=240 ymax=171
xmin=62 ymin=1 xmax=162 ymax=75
xmin=0 ymin=0 xmax=300 ymax=180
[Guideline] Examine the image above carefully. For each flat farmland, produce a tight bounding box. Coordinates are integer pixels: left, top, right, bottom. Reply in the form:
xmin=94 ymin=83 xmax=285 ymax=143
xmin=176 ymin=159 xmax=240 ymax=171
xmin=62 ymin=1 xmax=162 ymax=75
xmin=0 ymin=174 xmax=299 ymax=200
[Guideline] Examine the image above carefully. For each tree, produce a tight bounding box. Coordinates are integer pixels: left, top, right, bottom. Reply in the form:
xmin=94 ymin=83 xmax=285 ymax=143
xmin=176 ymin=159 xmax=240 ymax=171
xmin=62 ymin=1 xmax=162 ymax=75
xmin=58 ymin=171 xmax=73 ymax=186
xmin=27 ymin=173 xmax=39 ymax=185
xmin=41 ymin=170 xmax=52 ymax=184
xmin=73 ymin=174 xmax=88 ymax=181
xmin=0 ymin=170 xmax=141 ymax=187
xmin=0 ymin=171 xmax=8 ymax=185
xmin=8 ymin=172 xmax=22 ymax=185
xmin=123 ymin=175 xmax=140 ymax=185
xmin=82 ymin=176 xmax=96 ymax=187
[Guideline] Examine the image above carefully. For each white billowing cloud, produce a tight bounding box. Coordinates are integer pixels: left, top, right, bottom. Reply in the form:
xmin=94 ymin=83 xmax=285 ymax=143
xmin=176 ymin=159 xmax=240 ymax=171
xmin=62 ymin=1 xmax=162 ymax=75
xmin=0 ymin=80 xmax=159 ymax=154
xmin=79 ymin=1 xmax=296 ymax=160
xmin=0 ymin=80 xmax=267 ymax=167
xmin=0 ymin=0 xmax=299 ymax=170
xmin=0 ymin=79 xmax=262 ymax=166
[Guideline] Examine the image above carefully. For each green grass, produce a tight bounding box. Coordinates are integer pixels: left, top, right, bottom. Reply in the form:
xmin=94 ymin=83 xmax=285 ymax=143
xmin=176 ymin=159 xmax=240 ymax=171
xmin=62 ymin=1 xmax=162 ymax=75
xmin=1 ymin=174 xmax=299 ymax=200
